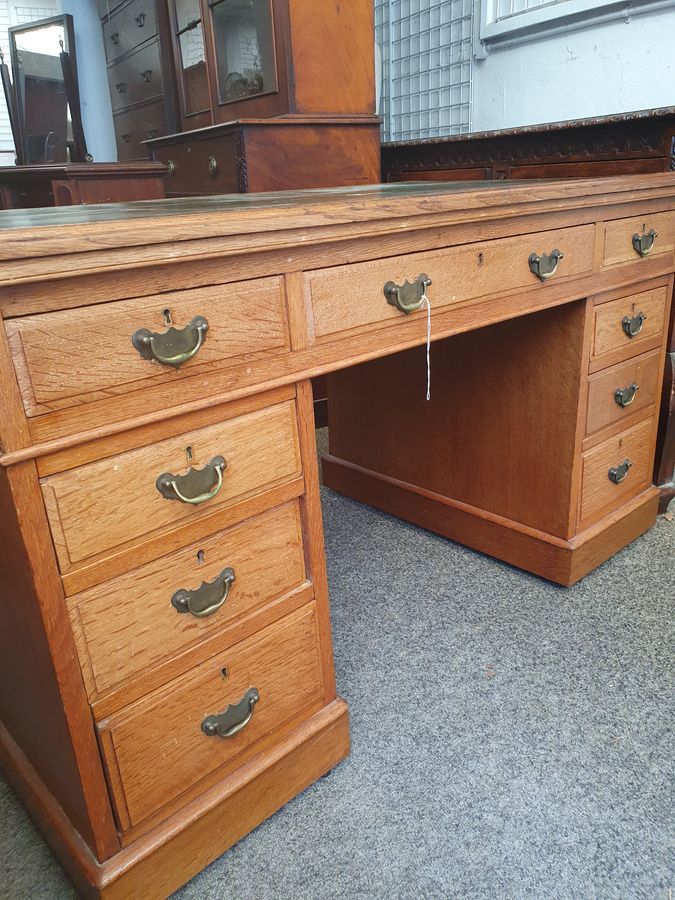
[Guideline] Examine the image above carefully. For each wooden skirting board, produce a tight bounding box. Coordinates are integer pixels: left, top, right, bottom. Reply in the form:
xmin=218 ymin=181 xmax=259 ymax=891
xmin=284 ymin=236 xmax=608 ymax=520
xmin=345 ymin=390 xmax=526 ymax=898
xmin=321 ymin=454 xmax=659 ymax=586
xmin=0 ymin=701 xmax=349 ymax=899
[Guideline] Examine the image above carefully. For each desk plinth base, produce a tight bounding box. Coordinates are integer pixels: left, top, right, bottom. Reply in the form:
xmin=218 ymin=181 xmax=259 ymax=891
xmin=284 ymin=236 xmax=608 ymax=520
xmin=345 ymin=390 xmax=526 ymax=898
xmin=0 ymin=699 xmax=349 ymax=900
xmin=322 ymin=454 xmax=659 ymax=586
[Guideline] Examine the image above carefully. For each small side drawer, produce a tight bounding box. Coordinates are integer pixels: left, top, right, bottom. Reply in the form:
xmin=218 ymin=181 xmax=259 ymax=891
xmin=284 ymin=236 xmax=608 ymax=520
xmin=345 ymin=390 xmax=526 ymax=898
xmin=578 ymin=418 xmax=654 ymax=528
xmin=68 ymin=500 xmax=307 ymax=699
xmin=590 ymin=285 xmax=668 ymax=369
xmin=305 ymin=224 xmax=595 ymax=341
xmin=40 ymin=399 xmax=301 ymax=571
xmin=97 ymin=602 xmax=324 ymax=830
xmin=602 ymin=210 xmax=675 ymax=267
xmin=6 ymin=275 xmax=288 ymax=417
xmin=155 ymin=135 xmax=241 ymax=196
xmin=585 ymin=350 xmax=662 ymax=437
xmin=103 ymin=0 xmax=158 ymax=64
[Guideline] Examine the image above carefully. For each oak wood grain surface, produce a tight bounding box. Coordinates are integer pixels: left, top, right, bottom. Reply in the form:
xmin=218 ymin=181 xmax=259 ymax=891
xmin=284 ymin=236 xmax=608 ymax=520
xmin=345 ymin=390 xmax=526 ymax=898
xmin=68 ymin=500 xmax=306 ymax=699
xmin=98 ymin=601 xmax=324 ymax=829
xmin=602 ymin=210 xmax=675 ymax=266
xmin=578 ymin=417 xmax=656 ymax=527
xmin=40 ymin=400 xmax=301 ymax=570
xmin=590 ymin=285 xmax=669 ymax=367
xmin=306 ymin=224 xmax=595 ymax=340
xmin=6 ymin=276 xmax=289 ymax=417
xmin=585 ymin=349 xmax=662 ymax=436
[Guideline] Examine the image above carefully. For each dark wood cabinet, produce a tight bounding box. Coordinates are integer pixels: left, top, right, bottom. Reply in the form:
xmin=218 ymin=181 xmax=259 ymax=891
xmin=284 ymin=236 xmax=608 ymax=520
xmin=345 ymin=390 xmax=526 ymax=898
xmin=382 ymin=106 xmax=675 ymax=511
xmin=145 ymin=0 xmax=381 ymax=194
xmin=0 ymin=161 xmax=166 ymax=209
xmin=100 ymin=0 xmax=179 ymax=161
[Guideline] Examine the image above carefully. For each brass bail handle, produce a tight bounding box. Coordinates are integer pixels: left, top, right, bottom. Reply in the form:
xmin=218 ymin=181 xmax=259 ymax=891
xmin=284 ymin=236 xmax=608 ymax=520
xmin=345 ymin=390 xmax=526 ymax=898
xmin=622 ymin=311 xmax=647 ymax=338
xmin=528 ymin=249 xmax=564 ymax=281
xmin=202 ymin=687 xmax=260 ymax=739
xmin=614 ymin=383 xmax=639 ymax=408
xmin=171 ymin=567 xmax=236 ymax=617
xmin=156 ymin=455 xmax=226 ymax=505
xmin=608 ymin=458 xmax=632 ymax=484
xmin=384 ymin=273 xmax=432 ymax=314
xmin=132 ymin=315 xmax=209 ymax=367
xmin=632 ymin=227 xmax=657 ymax=258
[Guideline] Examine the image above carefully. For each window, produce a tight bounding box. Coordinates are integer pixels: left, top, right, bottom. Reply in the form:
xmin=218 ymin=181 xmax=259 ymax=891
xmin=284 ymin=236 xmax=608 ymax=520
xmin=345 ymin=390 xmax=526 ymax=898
xmin=375 ymin=0 xmax=473 ymax=142
xmin=479 ymin=0 xmax=675 ymax=47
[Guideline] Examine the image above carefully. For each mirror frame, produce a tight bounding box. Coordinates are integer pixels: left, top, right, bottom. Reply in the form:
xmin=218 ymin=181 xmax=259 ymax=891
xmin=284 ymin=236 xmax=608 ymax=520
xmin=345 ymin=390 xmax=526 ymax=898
xmin=8 ymin=13 xmax=88 ymax=164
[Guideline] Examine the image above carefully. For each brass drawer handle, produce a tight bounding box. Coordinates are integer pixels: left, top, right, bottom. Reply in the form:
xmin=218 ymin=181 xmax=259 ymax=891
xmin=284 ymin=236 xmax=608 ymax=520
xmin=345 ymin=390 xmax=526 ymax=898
xmin=166 ymin=159 xmax=176 ymax=176
xmin=115 ymin=82 xmax=127 ymax=93
xmin=135 ymin=12 xmax=146 ymax=26
xmin=208 ymin=155 xmax=217 ymax=177
xmin=110 ymin=32 xmax=119 ymax=44
xmin=156 ymin=455 xmax=226 ymax=505
xmin=383 ymin=273 xmax=432 ymax=314
xmin=172 ymin=566 xmax=235 ymax=617
xmin=202 ymin=687 xmax=259 ymax=738
xmin=132 ymin=314 xmax=208 ymax=366
xmin=614 ymin=382 xmax=639 ymax=408
xmin=622 ymin=311 xmax=646 ymax=338
xmin=141 ymin=69 xmax=152 ymax=83
xmin=632 ymin=227 xmax=657 ymax=257
xmin=608 ymin=458 xmax=632 ymax=484
xmin=528 ymin=249 xmax=563 ymax=281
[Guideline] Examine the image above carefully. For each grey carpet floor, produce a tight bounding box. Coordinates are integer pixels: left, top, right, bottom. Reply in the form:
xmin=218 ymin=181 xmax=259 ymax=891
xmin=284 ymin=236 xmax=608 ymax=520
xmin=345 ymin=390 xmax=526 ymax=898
xmin=1 ymin=479 xmax=673 ymax=899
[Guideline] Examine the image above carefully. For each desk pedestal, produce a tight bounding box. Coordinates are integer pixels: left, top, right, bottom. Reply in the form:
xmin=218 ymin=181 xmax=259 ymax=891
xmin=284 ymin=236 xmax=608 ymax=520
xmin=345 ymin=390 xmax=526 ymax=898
xmin=324 ymin=296 xmax=665 ymax=585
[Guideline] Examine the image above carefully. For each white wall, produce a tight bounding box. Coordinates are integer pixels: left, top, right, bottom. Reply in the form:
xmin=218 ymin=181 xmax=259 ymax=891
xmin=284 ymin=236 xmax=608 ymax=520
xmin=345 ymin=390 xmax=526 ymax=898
xmin=59 ymin=0 xmax=116 ymax=160
xmin=472 ymin=9 xmax=675 ymax=131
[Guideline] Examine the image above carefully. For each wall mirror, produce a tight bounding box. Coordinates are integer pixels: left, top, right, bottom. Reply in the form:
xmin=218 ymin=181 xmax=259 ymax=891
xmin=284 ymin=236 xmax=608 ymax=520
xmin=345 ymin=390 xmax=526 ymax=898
xmin=9 ymin=14 xmax=88 ymax=164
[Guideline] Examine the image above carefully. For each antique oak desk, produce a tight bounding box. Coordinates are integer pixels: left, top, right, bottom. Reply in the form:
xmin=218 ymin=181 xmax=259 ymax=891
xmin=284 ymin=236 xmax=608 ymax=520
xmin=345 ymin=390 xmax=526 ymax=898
xmin=0 ymin=174 xmax=673 ymax=898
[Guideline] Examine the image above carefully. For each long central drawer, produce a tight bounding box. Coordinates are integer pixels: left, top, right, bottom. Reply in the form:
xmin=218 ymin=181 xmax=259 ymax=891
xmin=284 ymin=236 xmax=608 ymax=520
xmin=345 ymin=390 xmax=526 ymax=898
xmin=306 ymin=224 xmax=595 ymax=340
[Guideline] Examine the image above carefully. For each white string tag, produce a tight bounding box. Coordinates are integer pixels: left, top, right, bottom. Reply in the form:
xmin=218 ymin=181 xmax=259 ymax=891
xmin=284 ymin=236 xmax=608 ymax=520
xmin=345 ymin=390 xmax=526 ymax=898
xmin=421 ymin=293 xmax=431 ymax=401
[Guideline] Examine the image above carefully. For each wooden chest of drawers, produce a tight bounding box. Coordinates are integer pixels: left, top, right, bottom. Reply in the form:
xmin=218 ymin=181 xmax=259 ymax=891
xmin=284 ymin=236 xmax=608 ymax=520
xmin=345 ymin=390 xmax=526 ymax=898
xmin=0 ymin=174 xmax=673 ymax=897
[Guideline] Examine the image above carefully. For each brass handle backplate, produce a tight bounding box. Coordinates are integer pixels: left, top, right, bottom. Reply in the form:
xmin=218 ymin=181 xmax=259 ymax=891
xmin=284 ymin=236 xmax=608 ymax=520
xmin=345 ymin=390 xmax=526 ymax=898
xmin=156 ymin=455 xmax=226 ymax=505
xmin=622 ymin=312 xmax=647 ymax=338
xmin=141 ymin=69 xmax=152 ymax=83
xmin=383 ymin=273 xmax=432 ymax=314
xmin=528 ymin=249 xmax=563 ymax=281
xmin=110 ymin=32 xmax=119 ymax=43
xmin=632 ymin=227 xmax=657 ymax=257
xmin=172 ymin=566 xmax=235 ymax=617
xmin=208 ymin=155 xmax=217 ymax=176
xmin=614 ymin=382 xmax=639 ymax=408
xmin=115 ymin=82 xmax=127 ymax=93
xmin=202 ymin=687 xmax=259 ymax=738
xmin=608 ymin=458 xmax=632 ymax=484
xmin=132 ymin=315 xmax=208 ymax=366
xmin=166 ymin=159 xmax=176 ymax=176
xmin=135 ymin=12 xmax=146 ymax=26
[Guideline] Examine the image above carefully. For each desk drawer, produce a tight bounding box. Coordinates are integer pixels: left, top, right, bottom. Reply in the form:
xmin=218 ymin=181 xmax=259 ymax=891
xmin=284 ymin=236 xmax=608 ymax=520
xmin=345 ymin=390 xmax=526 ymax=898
xmin=602 ymin=210 xmax=675 ymax=267
xmin=69 ymin=501 xmax=306 ymax=699
xmin=41 ymin=399 xmax=301 ymax=571
xmin=578 ymin=418 xmax=654 ymax=527
xmin=306 ymin=225 xmax=595 ymax=340
xmin=6 ymin=276 xmax=288 ymax=417
xmin=590 ymin=286 xmax=668 ymax=369
xmin=585 ymin=350 xmax=662 ymax=437
xmin=156 ymin=135 xmax=241 ymax=196
xmin=98 ymin=602 xmax=324 ymax=829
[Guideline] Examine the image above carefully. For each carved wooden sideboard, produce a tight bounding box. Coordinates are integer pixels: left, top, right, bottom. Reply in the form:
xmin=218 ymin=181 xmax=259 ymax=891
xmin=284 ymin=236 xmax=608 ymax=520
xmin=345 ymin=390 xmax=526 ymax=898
xmin=382 ymin=107 xmax=675 ymax=510
xmin=0 ymin=173 xmax=673 ymax=897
